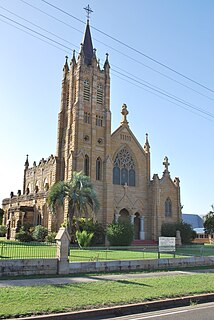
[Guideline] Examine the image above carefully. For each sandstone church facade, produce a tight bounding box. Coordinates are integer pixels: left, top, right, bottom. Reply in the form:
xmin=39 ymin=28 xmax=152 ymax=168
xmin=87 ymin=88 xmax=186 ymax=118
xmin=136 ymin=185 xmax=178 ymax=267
xmin=2 ymin=19 xmax=181 ymax=241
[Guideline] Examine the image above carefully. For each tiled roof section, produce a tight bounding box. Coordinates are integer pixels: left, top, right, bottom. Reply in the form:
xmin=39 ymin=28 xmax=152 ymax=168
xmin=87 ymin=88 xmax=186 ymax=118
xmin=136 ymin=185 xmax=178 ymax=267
xmin=82 ymin=20 xmax=93 ymax=65
xmin=182 ymin=213 xmax=204 ymax=228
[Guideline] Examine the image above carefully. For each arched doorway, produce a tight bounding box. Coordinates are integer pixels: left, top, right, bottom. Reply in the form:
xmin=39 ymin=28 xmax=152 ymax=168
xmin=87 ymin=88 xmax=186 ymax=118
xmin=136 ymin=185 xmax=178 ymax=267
xmin=119 ymin=208 xmax=130 ymax=223
xmin=134 ymin=213 xmax=140 ymax=239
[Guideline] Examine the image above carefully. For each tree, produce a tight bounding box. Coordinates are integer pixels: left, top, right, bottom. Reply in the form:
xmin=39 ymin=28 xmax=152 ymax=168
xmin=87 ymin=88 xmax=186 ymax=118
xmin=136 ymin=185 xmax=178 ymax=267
xmin=161 ymin=221 xmax=196 ymax=244
xmin=0 ymin=208 xmax=4 ymax=225
xmin=47 ymin=171 xmax=99 ymax=231
xmin=204 ymin=205 xmax=214 ymax=235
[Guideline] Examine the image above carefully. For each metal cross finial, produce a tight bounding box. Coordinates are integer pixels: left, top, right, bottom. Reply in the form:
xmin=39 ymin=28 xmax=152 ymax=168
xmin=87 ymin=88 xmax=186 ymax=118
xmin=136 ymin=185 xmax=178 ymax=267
xmin=84 ymin=4 xmax=93 ymax=19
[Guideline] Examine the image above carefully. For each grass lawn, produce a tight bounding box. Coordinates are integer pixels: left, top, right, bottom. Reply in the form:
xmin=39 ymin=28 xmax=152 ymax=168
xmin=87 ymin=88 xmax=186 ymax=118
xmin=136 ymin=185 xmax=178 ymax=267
xmin=69 ymin=245 xmax=214 ymax=262
xmin=70 ymin=247 xmax=163 ymax=261
xmin=0 ymin=237 xmax=214 ymax=261
xmin=0 ymin=274 xmax=214 ymax=318
xmin=0 ymin=239 xmax=56 ymax=259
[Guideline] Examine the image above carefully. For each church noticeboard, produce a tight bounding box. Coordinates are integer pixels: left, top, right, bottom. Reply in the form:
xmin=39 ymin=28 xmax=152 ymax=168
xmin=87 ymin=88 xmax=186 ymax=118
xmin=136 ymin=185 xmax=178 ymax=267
xmin=159 ymin=237 xmax=175 ymax=252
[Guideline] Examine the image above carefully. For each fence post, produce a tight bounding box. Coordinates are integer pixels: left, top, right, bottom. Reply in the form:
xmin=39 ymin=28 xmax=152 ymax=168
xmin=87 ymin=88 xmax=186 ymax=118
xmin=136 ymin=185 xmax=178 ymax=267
xmin=55 ymin=227 xmax=71 ymax=275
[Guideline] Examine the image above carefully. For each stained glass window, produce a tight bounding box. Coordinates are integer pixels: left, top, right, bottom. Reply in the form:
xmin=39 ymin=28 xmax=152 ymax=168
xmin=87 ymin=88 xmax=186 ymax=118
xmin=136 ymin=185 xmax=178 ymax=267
xmin=113 ymin=147 xmax=135 ymax=186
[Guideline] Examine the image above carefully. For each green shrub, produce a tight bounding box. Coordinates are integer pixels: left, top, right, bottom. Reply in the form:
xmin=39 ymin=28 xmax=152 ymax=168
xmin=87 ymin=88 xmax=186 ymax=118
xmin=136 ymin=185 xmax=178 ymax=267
xmin=91 ymin=221 xmax=105 ymax=245
xmin=107 ymin=220 xmax=134 ymax=246
xmin=45 ymin=232 xmax=57 ymax=243
xmin=76 ymin=230 xmax=94 ymax=247
xmin=15 ymin=227 xmax=33 ymax=242
xmin=32 ymin=225 xmax=48 ymax=242
xmin=72 ymin=218 xmax=105 ymax=245
xmin=161 ymin=221 xmax=196 ymax=244
xmin=0 ymin=225 xmax=7 ymax=237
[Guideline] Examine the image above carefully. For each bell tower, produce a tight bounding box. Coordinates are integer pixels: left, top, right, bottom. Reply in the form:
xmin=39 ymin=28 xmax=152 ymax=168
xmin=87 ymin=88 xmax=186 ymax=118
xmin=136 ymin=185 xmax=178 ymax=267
xmin=56 ymin=10 xmax=112 ymax=224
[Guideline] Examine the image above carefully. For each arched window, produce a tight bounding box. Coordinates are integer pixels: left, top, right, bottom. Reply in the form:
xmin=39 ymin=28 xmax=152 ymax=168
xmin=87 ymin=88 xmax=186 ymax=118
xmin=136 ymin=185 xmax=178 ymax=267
xmin=37 ymin=213 xmax=42 ymax=225
xmin=84 ymin=112 xmax=90 ymax=124
xmin=121 ymin=168 xmax=128 ymax=185
xmin=84 ymin=155 xmax=89 ymax=176
xmin=26 ymin=183 xmax=30 ymax=195
xmin=129 ymin=169 xmax=136 ymax=186
xmin=113 ymin=166 xmax=120 ymax=184
xmin=97 ymin=84 xmax=103 ymax=104
xmin=96 ymin=157 xmax=102 ymax=180
xmin=44 ymin=178 xmax=49 ymax=191
xmin=165 ymin=198 xmax=172 ymax=217
xmin=35 ymin=181 xmax=39 ymax=193
xmin=113 ymin=147 xmax=136 ymax=186
xmin=83 ymin=80 xmax=90 ymax=101
xmin=96 ymin=115 xmax=103 ymax=127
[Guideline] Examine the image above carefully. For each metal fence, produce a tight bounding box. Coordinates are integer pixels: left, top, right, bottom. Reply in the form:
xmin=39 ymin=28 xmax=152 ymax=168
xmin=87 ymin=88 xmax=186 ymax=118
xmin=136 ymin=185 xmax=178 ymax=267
xmin=0 ymin=241 xmax=213 ymax=262
xmin=0 ymin=241 xmax=56 ymax=259
xmin=69 ymin=244 xmax=214 ymax=262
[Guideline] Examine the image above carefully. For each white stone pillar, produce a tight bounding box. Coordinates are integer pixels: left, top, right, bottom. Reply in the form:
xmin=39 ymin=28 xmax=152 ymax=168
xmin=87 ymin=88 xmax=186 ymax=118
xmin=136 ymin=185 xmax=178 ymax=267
xmin=140 ymin=216 xmax=145 ymax=240
xmin=130 ymin=214 xmax=135 ymax=225
xmin=55 ymin=227 xmax=71 ymax=275
xmin=115 ymin=213 xmax=120 ymax=223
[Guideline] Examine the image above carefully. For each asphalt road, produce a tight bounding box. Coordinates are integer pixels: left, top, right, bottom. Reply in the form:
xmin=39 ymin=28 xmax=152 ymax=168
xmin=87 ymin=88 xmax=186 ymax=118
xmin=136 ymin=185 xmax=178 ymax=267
xmin=95 ymin=302 xmax=214 ymax=320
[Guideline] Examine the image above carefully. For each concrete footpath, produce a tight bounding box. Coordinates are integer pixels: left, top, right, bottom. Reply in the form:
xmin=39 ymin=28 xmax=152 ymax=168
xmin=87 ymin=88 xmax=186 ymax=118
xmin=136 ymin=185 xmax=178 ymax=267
xmin=1 ymin=269 xmax=214 ymax=320
xmin=0 ymin=268 xmax=214 ymax=287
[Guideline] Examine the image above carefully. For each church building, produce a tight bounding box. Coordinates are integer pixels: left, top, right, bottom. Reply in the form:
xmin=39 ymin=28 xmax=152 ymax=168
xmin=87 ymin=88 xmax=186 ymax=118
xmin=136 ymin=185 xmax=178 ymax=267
xmin=2 ymin=17 xmax=181 ymax=242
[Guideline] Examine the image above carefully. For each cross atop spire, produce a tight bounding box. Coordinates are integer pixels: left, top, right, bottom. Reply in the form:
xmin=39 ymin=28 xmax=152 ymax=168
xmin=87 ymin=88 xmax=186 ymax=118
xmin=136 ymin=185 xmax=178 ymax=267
xmin=84 ymin=5 xmax=93 ymax=20
xmin=163 ymin=156 xmax=170 ymax=175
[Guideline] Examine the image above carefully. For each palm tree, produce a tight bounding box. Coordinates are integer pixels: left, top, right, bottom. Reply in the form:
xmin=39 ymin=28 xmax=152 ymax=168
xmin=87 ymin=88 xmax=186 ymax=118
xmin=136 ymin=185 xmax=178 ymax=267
xmin=47 ymin=171 xmax=100 ymax=231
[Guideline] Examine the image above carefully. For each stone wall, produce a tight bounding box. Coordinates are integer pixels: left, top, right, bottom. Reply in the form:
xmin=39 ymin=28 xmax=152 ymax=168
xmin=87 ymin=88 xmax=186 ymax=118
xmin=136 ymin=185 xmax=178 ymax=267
xmin=1 ymin=255 xmax=214 ymax=277
xmin=69 ymin=256 xmax=214 ymax=274
xmin=0 ymin=259 xmax=57 ymax=277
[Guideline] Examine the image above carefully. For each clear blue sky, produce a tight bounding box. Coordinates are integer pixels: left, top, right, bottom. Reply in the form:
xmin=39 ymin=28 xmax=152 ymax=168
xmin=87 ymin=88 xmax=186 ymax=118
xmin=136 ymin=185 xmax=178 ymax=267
xmin=0 ymin=0 xmax=214 ymax=216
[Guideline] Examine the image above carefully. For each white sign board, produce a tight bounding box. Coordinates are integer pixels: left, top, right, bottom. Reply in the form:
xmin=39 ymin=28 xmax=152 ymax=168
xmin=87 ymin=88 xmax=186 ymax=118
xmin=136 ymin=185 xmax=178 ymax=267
xmin=159 ymin=237 xmax=175 ymax=252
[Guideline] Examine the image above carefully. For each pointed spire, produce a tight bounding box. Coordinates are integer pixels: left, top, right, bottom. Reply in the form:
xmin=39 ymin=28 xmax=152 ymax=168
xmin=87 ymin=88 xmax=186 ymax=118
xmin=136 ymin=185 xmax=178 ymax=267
xmin=104 ymin=53 xmax=110 ymax=69
xmin=120 ymin=103 xmax=129 ymax=125
xmin=24 ymin=154 xmax=29 ymax=169
xmin=144 ymin=133 xmax=150 ymax=153
xmin=81 ymin=19 xmax=93 ymax=65
xmin=174 ymin=177 xmax=180 ymax=187
xmin=71 ymin=50 xmax=76 ymax=65
xmin=63 ymin=55 xmax=69 ymax=77
xmin=163 ymin=156 xmax=170 ymax=176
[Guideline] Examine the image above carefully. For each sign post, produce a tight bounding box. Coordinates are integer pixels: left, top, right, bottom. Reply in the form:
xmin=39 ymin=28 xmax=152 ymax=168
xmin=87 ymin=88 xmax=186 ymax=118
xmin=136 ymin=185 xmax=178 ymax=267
xmin=158 ymin=237 xmax=176 ymax=258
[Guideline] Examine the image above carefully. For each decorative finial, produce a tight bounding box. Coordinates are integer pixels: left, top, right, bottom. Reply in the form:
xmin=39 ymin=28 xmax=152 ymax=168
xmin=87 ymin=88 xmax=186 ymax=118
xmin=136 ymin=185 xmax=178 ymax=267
xmin=163 ymin=156 xmax=170 ymax=175
xmin=144 ymin=133 xmax=150 ymax=153
xmin=71 ymin=50 xmax=76 ymax=65
xmin=146 ymin=133 xmax=148 ymax=141
xmin=121 ymin=103 xmax=129 ymax=125
xmin=84 ymin=4 xmax=93 ymax=20
xmin=25 ymin=154 xmax=29 ymax=169
xmin=104 ymin=53 xmax=110 ymax=69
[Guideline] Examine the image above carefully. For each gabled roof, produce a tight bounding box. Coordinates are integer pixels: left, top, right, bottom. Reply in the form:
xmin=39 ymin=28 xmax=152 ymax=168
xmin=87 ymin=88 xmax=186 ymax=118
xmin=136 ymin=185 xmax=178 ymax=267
xmin=111 ymin=124 xmax=146 ymax=156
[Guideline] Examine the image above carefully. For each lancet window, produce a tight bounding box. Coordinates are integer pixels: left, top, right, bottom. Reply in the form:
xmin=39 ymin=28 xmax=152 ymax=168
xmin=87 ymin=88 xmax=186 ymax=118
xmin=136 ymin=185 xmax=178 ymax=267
xmin=165 ymin=198 xmax=172 ymax=217
xmin=96 ymin=157 xmax=102 ymax=180
xmin=113 ymin=147 xmax=135 ymax=186
xmin=84 ymin=155 xmax=89 ymax=176
xmin=96 ymin=115 xmax=103 ymax=126
xmin=84 ymin=112 xmax=90 ymax=124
